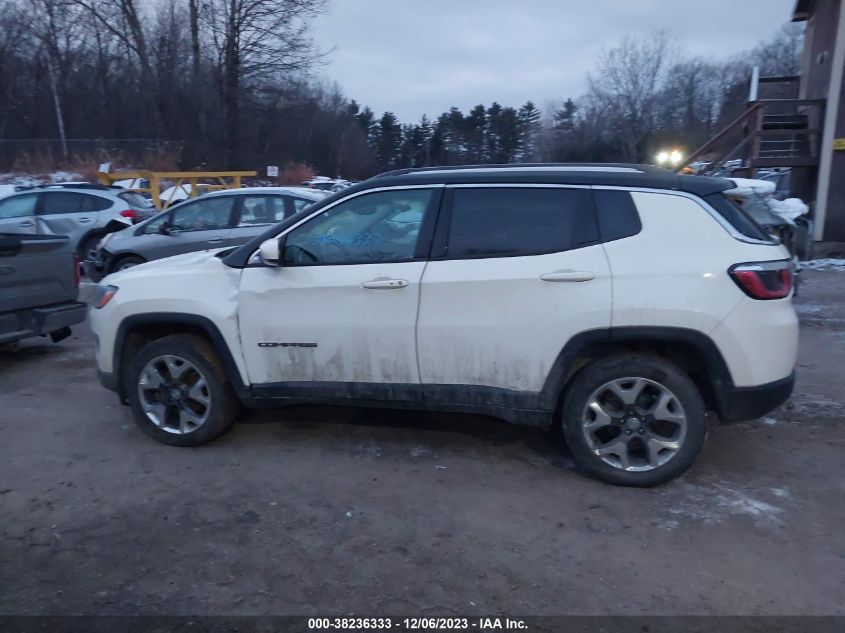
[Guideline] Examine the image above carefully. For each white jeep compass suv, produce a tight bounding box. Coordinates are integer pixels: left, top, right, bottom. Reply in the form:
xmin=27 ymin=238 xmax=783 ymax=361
xmin=90 ymin=164 xmax=798 ymax=486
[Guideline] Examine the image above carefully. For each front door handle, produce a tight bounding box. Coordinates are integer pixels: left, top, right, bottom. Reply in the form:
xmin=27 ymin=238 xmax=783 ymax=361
xmin=207 ymin=238 xmax=224 ymax=244
xmin=19 ymin=221 xmax=34 ymax=228
xmin=361 ymin=278 xmax=408 ymax=290
xmin=76 ymin=217 xmax=92 ymax=223
xmin=540 ymin=270 xmax=595 ymax=283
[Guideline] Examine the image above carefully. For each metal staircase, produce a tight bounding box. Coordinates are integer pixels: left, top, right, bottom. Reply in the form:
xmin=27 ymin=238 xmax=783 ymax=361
xmin=678 ymin=70 xmax=825 ymax=177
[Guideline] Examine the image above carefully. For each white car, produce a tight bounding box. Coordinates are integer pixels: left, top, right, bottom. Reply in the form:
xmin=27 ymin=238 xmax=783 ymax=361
xmin=90 ymin=164 xmax=798 ymax=486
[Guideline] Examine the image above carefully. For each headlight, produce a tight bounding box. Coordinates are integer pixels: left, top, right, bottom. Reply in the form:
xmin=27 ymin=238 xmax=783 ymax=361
xmin=93 ymin=285 xmax=118 ymax=309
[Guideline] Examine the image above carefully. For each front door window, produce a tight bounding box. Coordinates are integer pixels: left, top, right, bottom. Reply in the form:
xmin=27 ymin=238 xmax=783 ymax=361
xmin=282 ymin=189 xmax=433 ymax=265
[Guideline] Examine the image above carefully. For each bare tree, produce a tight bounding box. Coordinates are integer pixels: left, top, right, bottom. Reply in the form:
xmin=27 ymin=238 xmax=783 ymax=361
xmin=0 ymin=1 xmax=34 ymax=137
xmin=587 ymin=31 xmax=672 ymax=161
xmin=188 ymin=0 xmax=201 ymax=78
xmin=203 ymin=0 xmax=327 ymax=166
xmin=70 ymin=0 xmax=168 ymax=135
xmin=659 ymin=58 xmax=723 ymax=140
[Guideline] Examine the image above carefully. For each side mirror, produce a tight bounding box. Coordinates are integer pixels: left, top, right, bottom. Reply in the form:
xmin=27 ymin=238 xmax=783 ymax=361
xmin=258 ymin=237 xmax=284 ymax=267
xmin=157 ymin=221 xmax=171 ymax=236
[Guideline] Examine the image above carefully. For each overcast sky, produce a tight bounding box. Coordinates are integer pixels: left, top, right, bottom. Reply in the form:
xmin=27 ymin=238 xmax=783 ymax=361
xmin=311 ymin=0 xmax=797 ymax=122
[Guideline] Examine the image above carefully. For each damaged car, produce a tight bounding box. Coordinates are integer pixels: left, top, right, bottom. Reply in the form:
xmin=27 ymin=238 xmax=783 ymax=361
xmin=0 ymin=185 xmax=147 ymax=259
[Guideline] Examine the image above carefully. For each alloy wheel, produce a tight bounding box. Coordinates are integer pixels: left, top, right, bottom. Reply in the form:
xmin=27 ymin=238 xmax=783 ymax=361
xmin=581 ymin=377 xmax=687 ymax=472
xmin=137 ymin=355 xmax=212 ymax=434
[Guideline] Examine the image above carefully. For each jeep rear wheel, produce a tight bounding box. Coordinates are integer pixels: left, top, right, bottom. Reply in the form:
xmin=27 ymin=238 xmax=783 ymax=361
xmin=126 ymin=334 xmax=239 ymax=446
xmin=561 ymin=355 xmax=707 ymax=486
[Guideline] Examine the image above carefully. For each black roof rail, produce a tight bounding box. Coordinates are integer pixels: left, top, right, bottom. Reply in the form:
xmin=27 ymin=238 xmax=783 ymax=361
xmin=374 ymin=162 xmax=671 ymax=179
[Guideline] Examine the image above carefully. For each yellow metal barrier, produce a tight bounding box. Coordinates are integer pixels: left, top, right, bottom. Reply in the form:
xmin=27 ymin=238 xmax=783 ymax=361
xmin=97 ymin=170 xmax=257 ymax=209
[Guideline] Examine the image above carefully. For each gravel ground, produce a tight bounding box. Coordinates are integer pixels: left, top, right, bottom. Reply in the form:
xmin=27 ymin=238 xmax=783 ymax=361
xmin=1 ymin=270 xmax=844 ymax=616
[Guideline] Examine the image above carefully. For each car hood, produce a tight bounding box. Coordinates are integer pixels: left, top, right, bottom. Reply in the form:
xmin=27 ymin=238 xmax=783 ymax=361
xmin=105 ymin=248 xmax=230 ymax=282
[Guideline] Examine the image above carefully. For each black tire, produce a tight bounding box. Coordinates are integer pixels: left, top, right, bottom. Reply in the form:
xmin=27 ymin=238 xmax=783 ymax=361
xmin=111 ymin=255 xmax=146 ymax=273
xmin=126 ymin=334 xmax=240 ymax=446
xmin=560 ymin=354 xmax=707 ymax=487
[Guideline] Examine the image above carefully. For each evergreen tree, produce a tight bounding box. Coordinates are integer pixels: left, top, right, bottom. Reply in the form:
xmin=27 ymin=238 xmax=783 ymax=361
xmin=551 ymin=98 xmax=579 ymax=161
xmin=355 ymin=106 xmax=377 ymax=145
xmin=418 ymin=115 xmax=433 ymax=166
xmin=485 ymin=102 xmax=503 ymax=161
xmin=375 ymin=111 xmax=402 ymax=170
xmin=398 ymin=123 xmax=430 ymax=168
xmin=496 ymin=106 xmax=522 ymax=163
xmin=518 ymin=101 xmax=542 ymax=161
xmin=554 ymin=98 xmax=578 ymax=133
xmin=446 ymin=107 xmax=466 ymax=160
xmin=464 ymin=104 xmax=487 ymax=163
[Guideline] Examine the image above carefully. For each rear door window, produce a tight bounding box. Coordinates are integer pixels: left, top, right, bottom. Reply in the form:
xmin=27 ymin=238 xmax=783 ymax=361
xmin=593 ymin=190 xmax=642 ymax=242
xmin=87 ymin=194 xmax=113 ymax=211
xmin=237 ymin=196 xmax=286 ymax=226
xmin=41 ymin=192 xmax=92 ymax=215
xmin=444 ymin=187 xmax=597 ymax=259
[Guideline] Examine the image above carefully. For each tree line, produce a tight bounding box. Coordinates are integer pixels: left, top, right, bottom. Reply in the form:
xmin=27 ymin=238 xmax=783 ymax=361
xmin=0 ymin=0 xmax=802 ymax=179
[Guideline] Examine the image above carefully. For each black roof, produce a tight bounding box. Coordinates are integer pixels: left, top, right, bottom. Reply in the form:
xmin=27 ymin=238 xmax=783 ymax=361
xmin=221 ymin=163 xmax=733 ymax=268
xmin=363 ymin=163 xmax=733 ymax=196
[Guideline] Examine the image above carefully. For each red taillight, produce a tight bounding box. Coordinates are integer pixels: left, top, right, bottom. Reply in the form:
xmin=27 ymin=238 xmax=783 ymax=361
xmin=73 ymin=254 xmax=80 ymax=288
xmin=729 ymin=261 xmax=793 ymax=300
xmin=119 ymin=209 xmax=140 ymax=219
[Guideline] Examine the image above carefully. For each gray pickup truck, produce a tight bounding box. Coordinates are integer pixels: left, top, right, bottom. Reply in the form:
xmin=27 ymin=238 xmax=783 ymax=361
xmin=0 ymin=233 xmax=87 ymax=344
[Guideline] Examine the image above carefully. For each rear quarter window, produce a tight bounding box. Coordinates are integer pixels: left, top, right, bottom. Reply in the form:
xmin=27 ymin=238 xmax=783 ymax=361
xmin=703 ymin=193 xmax=772 ymax=242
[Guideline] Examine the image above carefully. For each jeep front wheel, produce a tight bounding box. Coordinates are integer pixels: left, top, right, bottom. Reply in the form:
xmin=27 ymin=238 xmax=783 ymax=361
xmin=561 ymin=355 xmax=708 ymax=486
xmin=126 ymin=334 xmax=239 ymax=446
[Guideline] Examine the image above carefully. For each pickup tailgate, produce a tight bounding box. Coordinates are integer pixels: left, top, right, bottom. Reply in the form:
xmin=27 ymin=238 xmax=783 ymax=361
xmin=0 ymin=233 xmax=78 ymax=314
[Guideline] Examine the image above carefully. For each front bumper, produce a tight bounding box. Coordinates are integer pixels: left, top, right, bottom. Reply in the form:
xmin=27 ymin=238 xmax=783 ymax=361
xmin=721 ymin=372 xmax=795 ymax=422
xmin=0 ymin=302 xmax=87 ymax=345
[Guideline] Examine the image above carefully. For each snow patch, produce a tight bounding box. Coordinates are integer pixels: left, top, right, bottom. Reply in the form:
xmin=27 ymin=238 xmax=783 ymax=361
xmin=794 ymin=303 xmax=824 ymax=315
xmin=50 ymin=170 xmax=80 ymax=183
xmin=713 ymin=488 xmax=783 ymax=518
xmin=409 ymin=445 xmax=432 ymax=458
xmin=768 ymin=198 xmax=808 ymax=224
xmin=801 ymin=259 xmax=845 ymax=271
xmin=760 ymin=416 xmax=780 ymax=426
xmin=0 ymin=171 xmax=85 ymax=197
xmin=656 ymin=480 xmax=785 ymax=529
xmin=786 ymin=393 xmax=845 ymax=418
xmin=726 ymin=178 xmax=777 ymax=197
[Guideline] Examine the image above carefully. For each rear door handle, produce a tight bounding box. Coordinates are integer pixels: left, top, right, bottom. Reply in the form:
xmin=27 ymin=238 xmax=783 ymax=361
xmin=540 ymin=270 xmax=595 ymax=283
xmin=18 ymin=221 xmax=34 ymax=228
xmin=76 ymin=217 xmax=92 ymax=223
xmin=361 ymin=278 xmax=408 ymax=289
xmin=207 ymin=238 xmax=224 ymax=244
